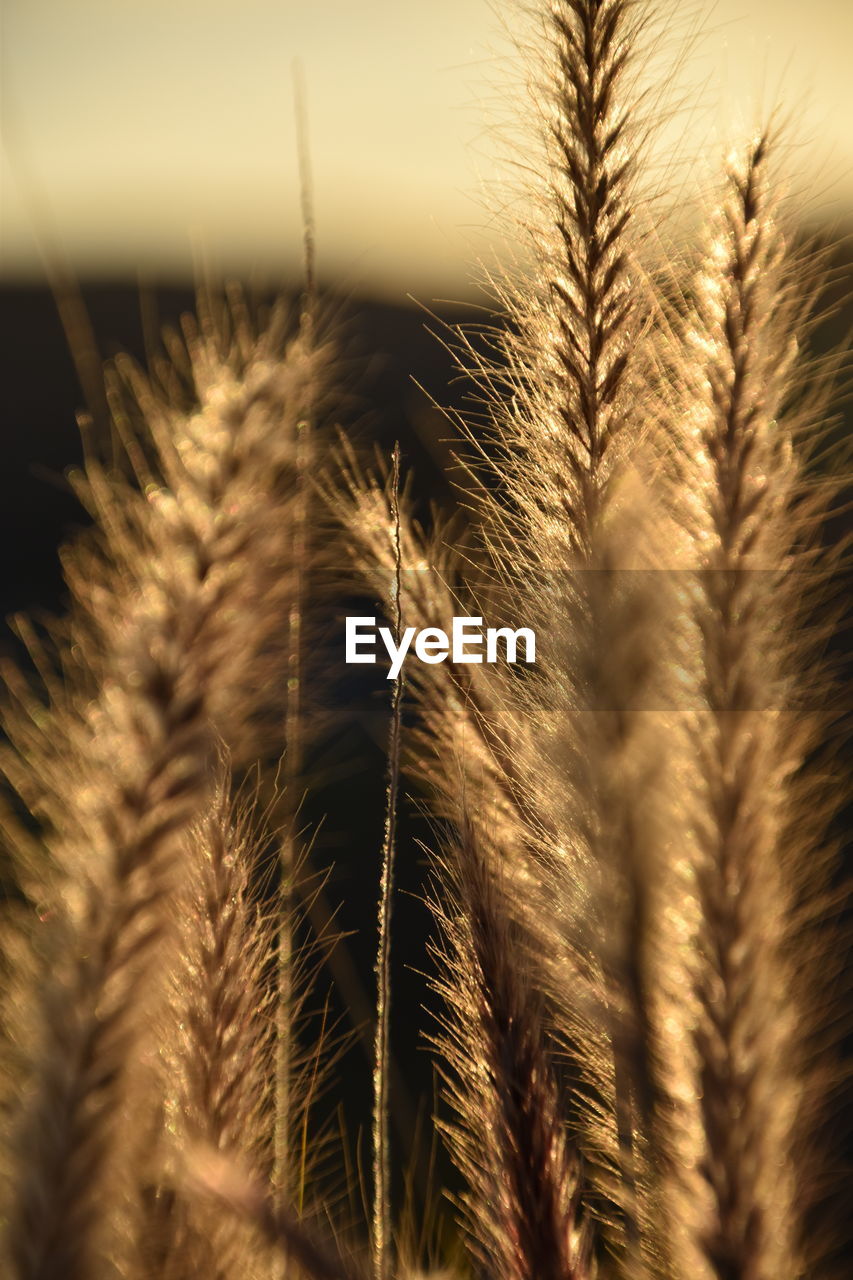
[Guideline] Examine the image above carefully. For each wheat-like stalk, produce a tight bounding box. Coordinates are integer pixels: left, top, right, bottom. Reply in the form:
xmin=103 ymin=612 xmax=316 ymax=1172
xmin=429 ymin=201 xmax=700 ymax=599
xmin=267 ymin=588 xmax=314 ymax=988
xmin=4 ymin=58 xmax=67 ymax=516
xmin=460 ymin=2 xmax=676 ymax=1259
xmin=669 ymin=134 xmax=841 ymax=1280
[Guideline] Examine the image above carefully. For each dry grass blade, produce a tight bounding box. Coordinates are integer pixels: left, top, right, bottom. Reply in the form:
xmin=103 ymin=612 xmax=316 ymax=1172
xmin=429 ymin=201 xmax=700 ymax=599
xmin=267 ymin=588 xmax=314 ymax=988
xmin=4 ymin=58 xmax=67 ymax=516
xmin=372 ymin=444 xmax=405 ymax=1280
xmin=279 ymin=75 xmax=319 ymax=1204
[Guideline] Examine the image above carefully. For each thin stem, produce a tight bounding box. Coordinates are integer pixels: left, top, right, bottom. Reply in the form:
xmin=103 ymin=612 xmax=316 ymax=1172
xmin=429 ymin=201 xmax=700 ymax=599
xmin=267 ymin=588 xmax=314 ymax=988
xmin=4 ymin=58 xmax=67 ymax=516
xmin=276 ymin=77 xmax=317 ymax=1204
xmin=372 ymin=443 xmax=404 ymax=1280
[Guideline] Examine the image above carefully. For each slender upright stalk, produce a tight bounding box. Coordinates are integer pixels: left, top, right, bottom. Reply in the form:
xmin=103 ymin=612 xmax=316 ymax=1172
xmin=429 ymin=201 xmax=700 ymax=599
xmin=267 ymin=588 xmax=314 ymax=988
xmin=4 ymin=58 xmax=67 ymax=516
xmin=333 ymin=454 xmax=532 ymax=873
xmin=276 ymin=69 xmax=318 ymax=1206
xmin=372 ymin=444 xmax=404 ymax=1280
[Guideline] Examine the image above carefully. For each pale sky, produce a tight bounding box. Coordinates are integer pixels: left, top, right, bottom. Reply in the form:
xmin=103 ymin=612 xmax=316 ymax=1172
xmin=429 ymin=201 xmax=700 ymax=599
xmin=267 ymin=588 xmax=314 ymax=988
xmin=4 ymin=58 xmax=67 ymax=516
xmin=1 ymin=0 xmax=851 ymax=299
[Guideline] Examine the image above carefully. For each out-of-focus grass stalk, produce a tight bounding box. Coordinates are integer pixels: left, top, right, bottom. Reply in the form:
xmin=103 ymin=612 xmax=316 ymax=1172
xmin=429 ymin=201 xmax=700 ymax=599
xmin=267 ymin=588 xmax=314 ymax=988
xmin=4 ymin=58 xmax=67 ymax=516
xmin=1 ymin=295 xmax=324 ymax=1278
xmin=276 ymin=61 xmax=319 ymax=1210
xmin=429 ymin=817 xmax=593 ymax=1280
xmin=675 ymin=134 xmax=837 ymax=1280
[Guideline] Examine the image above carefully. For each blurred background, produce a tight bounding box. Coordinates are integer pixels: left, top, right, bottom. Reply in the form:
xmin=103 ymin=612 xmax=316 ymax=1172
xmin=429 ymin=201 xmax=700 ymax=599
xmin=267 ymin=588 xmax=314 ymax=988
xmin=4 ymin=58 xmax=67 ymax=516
xmin=1 ymin=0 xmax=852 ymax=291
xmin=1 ymin=0 xmax=851 ymax=1243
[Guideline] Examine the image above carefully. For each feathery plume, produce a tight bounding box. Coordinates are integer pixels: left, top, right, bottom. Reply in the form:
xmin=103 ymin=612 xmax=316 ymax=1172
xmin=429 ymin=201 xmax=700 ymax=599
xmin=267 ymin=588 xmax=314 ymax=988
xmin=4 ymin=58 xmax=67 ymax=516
xmin=1 ymin=292 xmax=326 ymax=1278
xmin=674 ymin=134 xmax=840 ymax=1280
xmin=463 ymin=0 xmax=670 ymax=1252
xmin=143 ymin=779 xmax=273 ymax=1280
xmin=428 ymin=817 xmax=594 ymax=1280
